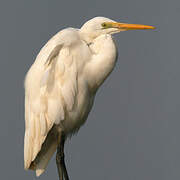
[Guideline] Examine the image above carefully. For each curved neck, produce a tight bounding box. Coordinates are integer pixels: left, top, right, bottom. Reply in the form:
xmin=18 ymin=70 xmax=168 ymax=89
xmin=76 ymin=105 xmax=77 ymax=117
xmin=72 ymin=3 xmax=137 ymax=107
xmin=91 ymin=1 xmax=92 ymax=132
xmin=84 ymin=34 xmax=118 ymax=92
xmin=79 ymin=29 xmax=99 ymax=45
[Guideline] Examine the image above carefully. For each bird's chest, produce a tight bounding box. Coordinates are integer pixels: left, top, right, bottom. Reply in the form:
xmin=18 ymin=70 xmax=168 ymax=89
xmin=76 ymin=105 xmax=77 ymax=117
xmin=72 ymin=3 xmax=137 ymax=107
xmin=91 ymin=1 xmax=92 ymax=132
xmin=63 ymin=75 xmax=95 ymax=135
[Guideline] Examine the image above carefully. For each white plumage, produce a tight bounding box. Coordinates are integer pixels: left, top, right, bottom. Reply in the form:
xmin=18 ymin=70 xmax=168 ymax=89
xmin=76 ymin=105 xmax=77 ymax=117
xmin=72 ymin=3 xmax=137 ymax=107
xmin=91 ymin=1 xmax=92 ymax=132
xmin=24 ymin=17 xmax=155 ymax=177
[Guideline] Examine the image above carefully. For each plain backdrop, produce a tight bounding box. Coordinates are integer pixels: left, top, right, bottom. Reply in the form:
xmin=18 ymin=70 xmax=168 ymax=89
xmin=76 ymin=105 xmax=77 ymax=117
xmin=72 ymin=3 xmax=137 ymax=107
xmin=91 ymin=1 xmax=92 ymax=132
xmin=0 ymin=0 xmax=179 ymax=179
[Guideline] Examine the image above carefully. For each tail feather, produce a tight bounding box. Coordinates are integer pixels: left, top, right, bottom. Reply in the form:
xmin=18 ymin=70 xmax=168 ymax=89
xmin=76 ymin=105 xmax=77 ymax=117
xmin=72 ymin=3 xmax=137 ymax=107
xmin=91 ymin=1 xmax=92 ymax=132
xmin=30 ymin=125 xmax=59 ymax=176
xmin=35 ymin=140 xmax=57 ymax=176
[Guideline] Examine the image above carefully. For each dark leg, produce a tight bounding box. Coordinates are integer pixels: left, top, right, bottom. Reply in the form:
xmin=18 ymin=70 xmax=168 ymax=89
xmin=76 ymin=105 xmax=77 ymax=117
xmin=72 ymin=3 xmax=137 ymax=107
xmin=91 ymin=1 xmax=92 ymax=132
xmin=60 ymin=136 xmax=69 ymax=180
xmin=56 ymin=133 xmax=69 ymax=180
xmin=56 ymin=142 xmax=63 ymax=180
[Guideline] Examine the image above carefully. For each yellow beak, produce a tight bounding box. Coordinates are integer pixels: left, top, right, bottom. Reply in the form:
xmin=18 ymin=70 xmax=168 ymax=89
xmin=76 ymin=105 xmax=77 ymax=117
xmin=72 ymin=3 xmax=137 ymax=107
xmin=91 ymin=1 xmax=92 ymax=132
xmin=105 ymin=22 xmax=155 ymax=30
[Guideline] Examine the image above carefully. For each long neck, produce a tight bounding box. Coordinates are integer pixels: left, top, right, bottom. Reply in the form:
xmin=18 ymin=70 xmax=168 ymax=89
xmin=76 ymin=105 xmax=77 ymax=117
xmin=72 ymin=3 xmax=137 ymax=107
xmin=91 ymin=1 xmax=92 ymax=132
xmin=84 ymin=34 xmax=118 ymax=92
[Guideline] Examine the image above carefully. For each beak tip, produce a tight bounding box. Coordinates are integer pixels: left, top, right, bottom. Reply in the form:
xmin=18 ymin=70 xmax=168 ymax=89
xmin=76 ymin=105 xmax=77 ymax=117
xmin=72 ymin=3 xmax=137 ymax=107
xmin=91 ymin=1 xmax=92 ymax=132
xmin=151 ymin=26 xmax=156 ymax=30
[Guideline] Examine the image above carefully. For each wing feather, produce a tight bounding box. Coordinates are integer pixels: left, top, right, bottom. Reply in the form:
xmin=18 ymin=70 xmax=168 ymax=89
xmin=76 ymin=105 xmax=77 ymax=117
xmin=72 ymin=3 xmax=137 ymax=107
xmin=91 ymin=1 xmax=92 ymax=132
xmin=24 ymin=29 xmax=79 ymax=170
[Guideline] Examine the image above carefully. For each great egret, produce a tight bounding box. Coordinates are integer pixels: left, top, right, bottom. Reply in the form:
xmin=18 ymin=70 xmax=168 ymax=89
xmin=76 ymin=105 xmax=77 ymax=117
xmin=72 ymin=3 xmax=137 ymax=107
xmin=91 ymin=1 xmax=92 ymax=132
xmin=24 ymin=17 xmax=155 ymax=179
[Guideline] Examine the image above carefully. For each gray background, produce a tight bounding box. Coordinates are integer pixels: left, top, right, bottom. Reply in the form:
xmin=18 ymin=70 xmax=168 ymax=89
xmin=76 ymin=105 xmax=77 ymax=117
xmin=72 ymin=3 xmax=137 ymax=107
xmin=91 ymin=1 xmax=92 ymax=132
xmin=0 ymin=0 xmax=179 ymax=179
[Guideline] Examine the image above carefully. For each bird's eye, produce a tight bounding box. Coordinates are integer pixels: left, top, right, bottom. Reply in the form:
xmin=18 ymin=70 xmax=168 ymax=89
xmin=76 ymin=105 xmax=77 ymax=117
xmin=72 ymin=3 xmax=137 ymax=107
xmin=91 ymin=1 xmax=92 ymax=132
xmin=101 ymin=23 xmax=107 ymax=28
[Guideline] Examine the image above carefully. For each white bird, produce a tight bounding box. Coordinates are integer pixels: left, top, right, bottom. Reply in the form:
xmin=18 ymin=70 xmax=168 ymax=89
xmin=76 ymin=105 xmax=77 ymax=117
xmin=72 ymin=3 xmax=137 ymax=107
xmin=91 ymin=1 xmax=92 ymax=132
xmin=24 ymin=17 xmax=155 ymax=179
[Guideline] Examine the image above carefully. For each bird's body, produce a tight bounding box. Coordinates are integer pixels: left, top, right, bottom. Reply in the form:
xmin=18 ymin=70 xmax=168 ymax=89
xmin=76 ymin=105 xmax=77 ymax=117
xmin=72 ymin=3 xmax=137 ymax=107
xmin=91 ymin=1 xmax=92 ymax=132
xmin=24 ymin=17 xmax=155 ymax=178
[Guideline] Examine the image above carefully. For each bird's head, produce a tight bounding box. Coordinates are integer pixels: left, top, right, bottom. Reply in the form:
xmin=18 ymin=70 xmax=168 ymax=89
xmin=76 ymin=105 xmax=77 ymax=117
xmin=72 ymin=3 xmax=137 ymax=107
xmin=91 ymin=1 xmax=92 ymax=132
xmin=80 ymin=17 xmax=155 ymax=43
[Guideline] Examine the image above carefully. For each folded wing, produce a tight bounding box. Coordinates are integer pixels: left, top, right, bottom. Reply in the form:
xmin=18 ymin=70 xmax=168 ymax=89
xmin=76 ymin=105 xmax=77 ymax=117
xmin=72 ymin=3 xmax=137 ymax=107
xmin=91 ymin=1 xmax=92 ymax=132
xmin=24 ymin=29 xmax=79 ymax=173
